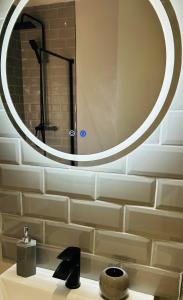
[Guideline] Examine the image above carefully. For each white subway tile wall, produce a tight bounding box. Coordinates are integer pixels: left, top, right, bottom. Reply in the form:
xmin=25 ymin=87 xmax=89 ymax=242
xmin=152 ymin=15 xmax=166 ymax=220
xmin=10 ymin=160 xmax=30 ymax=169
xmin=81 ymin=157 xmax=127 ymax=174
xmin=152 ymin=241 xmax=183 ymax=272
xmin=127 ymin=145 xmax=183 ymax=178
xmin=95 ymin=230 xmax=151 ymax=264
xmin=21 ymin=140 xmax=64 ymax=168
xmin=96 ymin=173 xmax=155 ymax=206
xmin=0 ymin=110 xmax=20 ymax=138
xmin=45 ymin=168 xmax=96 ymax=199
xmin=0 ymin=164 xmax=44 ymax=192
xmin=161 ymin=111 xmax=183 ymax=145
xmin=144 ymin=127 xmax=160 ymax=144
xmin=125 ymin=206 xmax=183 ymax=242
xmin=0 ymin=190 xmax=21 ymax=215
xmin=0 ymin=138 xmax=21 ymax=164
xmin=45 ymin=221 xmax=94 ymax=253
xmin=0 ymin=0 xmax=183 ymax=299
xmin=22 ymin=193 xmax=69 ymax=222
xmin=70 ymin=200 xmax=123 ymax=230
xmin=156 ymin=179 xmax=183 ymax=211
xmin=2 ymin=215 xmax=44 ymax=242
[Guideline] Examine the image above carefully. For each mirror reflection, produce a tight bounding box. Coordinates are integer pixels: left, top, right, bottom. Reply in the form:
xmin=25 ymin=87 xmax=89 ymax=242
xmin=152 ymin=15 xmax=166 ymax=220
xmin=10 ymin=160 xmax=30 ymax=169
xmin=7 ymin=0 xmax=166 ymax=156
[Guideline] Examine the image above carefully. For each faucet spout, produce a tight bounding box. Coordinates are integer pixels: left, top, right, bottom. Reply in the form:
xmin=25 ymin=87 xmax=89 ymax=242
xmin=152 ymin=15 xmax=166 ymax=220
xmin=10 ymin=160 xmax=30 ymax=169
xmin=52 ymin=247 xmax=81 ymax=289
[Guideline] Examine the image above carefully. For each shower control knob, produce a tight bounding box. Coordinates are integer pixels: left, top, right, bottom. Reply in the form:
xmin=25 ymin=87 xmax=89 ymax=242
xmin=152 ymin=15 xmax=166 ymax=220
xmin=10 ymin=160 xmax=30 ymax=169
xmin=69 ymin=130 xmax=75 ymax=137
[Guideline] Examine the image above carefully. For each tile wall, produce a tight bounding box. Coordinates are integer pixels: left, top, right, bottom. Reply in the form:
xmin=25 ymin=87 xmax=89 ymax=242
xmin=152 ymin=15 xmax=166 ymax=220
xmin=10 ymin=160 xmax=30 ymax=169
xmin=7 ymin=30 xmax=24 ymax=119
xmin=0 ymin=0 xmax=183 ymax=300
xmin=7 ymin=1 xmax=76 ymax=153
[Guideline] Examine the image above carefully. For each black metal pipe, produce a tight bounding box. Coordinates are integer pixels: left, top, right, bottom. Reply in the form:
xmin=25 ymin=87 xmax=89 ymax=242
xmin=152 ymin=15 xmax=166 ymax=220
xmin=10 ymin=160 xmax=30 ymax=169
xmin=69 ymin=61 xmax=75 ymax=156
xmin=39 ymin=50 xmax=46 ymax=145
xmin=29 ymin=40 xmax=41 ymax=64
xmin=40 ymin=48 xmax=74 ymax=64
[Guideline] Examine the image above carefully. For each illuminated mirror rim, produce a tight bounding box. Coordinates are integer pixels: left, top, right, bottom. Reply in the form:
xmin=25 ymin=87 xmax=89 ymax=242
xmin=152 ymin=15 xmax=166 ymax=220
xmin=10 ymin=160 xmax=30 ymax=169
xmin=0 ymin=0 xmax=177 ymax=162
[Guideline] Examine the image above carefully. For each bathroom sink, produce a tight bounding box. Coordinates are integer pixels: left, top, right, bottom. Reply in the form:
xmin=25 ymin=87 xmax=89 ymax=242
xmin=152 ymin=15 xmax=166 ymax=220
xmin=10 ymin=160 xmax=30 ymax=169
xmin=0 ymin=265 xmax=154 ymax=300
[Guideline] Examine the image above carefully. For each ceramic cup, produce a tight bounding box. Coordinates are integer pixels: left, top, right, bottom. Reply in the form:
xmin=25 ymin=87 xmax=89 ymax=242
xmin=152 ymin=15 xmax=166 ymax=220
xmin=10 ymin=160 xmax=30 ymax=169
xmin=99 ymin=267 xmax=129 ymax=300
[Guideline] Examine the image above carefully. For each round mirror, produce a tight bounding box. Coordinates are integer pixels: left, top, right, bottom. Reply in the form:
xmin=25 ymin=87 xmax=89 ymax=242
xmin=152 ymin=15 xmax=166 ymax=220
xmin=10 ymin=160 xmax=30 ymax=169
xmin=0 ymin=0 xmax=181 ymax=165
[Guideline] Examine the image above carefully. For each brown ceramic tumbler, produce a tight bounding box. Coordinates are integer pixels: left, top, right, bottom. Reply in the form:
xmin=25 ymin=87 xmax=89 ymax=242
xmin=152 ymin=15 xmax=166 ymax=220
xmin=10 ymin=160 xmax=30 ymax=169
xmin=99 ymin=267 xmax=129 ymax=300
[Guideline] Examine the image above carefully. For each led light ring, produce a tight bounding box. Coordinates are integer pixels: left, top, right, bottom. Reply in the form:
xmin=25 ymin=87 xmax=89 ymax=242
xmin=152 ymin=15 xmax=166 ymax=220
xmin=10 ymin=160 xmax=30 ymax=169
xmin=0 ymin=0 xmax=176 ymax=162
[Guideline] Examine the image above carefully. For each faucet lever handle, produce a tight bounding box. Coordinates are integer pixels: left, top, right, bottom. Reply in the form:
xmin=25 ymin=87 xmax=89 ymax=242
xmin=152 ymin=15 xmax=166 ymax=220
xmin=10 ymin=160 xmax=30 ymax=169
xmin=57 ymin=247 xmax=80 ymax=262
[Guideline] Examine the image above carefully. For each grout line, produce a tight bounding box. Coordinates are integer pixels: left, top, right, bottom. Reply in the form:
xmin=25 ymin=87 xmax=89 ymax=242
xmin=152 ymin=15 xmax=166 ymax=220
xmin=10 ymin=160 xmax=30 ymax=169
xmin=92 ymin=229 xmax=96 ymax=254
xmin=149 ymin=240 xmax=154 ymax=266
xmin=18 ymin=139 xmax=22 ymax=165
xmin=123 ymin=206 xmax=126 ymax=232
xmin=154 ymin=179 xmax=158 ymax=209
xmin=42 ymin=221 xmax=46 ymax=244
xmin=159 ymin=121 xmax=164 ymax=145
xmin=169 ymin=109 xmax=183 ymax=113
xmin=68 ymin=198 xmax=71 ymax=224
xmin=94 ymin=174 xmax=97 ymax=200
xmin=20 ymin=192 xmax=23 ymax=216
xmin=42 ymin=168 xmax=45 ymax=194
xmin=125 ymin=156 xmax=129 ymax=175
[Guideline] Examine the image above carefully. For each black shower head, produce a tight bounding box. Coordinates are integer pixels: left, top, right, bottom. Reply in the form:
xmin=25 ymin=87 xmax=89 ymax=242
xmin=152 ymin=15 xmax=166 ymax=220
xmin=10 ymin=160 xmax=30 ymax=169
xmin=14 ymin=21 xmax=36 ymax=30
xmin=29 ymin=40 xmax=41 ymax=64
xmin=29 ymin=39 xmax=39 ymax=51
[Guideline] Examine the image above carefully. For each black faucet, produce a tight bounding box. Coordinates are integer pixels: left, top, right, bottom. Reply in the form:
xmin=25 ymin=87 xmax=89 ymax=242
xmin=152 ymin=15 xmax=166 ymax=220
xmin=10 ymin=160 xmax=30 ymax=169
xmin=52 ymin=247 xmax=81 ymax=289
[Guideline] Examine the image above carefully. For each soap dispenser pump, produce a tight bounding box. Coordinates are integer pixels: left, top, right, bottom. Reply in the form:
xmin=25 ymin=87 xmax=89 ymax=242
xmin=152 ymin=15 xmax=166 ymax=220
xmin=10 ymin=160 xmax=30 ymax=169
xmin=16 ymin=226 xmax=36 ymax=277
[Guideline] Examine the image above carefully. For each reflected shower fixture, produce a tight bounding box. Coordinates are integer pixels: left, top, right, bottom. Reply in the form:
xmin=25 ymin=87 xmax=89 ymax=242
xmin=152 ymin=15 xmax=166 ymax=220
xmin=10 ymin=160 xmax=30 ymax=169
xmin=29 ymin=40 xmax=41 ymax=64
xmin=29 ymin=41 xmax=75 ymax=160
xmin=14 ymin=13 xmax=47 ymax=146
xmin=14 ymin=21 xmax=36 ymax=30
xmin=13 ymin=12 xmax=75 ymax=161
xmin=14 ymin=13 xmax=46 ymax=48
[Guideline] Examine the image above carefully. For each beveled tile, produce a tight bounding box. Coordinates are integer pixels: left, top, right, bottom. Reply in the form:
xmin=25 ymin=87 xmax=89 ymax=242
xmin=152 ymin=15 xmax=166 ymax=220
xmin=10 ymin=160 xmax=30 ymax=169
xmin=95 ymin=230 xmax=151 ymax=264
xmin=79 ymin=157 xmax=126 ymax=174
xmin=144 ymin=127 xmax=160 ymax=144
xmin=170 ymin=76 xmax=183 ymax=110
xmin=161 ymin=111 xmax=183 ymax=145
xmin=152 ymin=241 xmax=183 ymax=272
xmin=0 ymin=190 xmax=21 ymax=215
xmin=96 ymin=173 xmax=155 ymax=206
xmin=71 ymin=200 xmax=123 ymax=230
xmin=74 ymin=253 xmax=181 ymax=299
xmin=22 ymin=193 xmax=69 ymax=222
xmin=21 ymin=140 xmax=65 ymax=168
xmin=2 ymin=236 xmax=17 ymax=260
xmin=125 ymin=206 xmax=183 ymax=242
xmin=2 ymin=215 xmax=44 ymax=242
xmin=0 ymin=138 xmax=21 ymax=164
xmin=156 ymin=179 xmax=183 ymax=211
xmin=45 ymin=221 xmax=94 ymax=253
xmin=127 ymin=145 xmax=183 ymax=178
xmin=80 ymin=252 xmax=120 ymax=281
xmin=0 ymin=110 xmax=19 ymax=138
xmin=0 ymin=164 xmax=44 ymax=192
xmin=122 ymin=262 xmax=181 ymax=300
xmin=45 ymin=168 xmax=95 ymax=199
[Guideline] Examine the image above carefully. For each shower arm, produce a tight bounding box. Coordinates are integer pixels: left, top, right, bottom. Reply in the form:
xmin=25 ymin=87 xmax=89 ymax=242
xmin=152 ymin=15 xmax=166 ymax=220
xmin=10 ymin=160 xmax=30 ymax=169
xmin=21 ymin=13 xmax=46 ymax=48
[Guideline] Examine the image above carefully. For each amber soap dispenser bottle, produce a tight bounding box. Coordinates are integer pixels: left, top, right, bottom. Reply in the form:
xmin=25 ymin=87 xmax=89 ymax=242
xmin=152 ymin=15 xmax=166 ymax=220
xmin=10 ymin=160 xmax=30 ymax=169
xmin=16 ymin=226 xmax=36 ymax=277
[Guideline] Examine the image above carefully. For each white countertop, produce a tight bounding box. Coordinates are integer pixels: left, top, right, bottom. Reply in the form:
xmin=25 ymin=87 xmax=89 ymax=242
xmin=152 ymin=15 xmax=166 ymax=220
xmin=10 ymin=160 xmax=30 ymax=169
xmin=0 ymin=265 xmax=154 ymax=300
